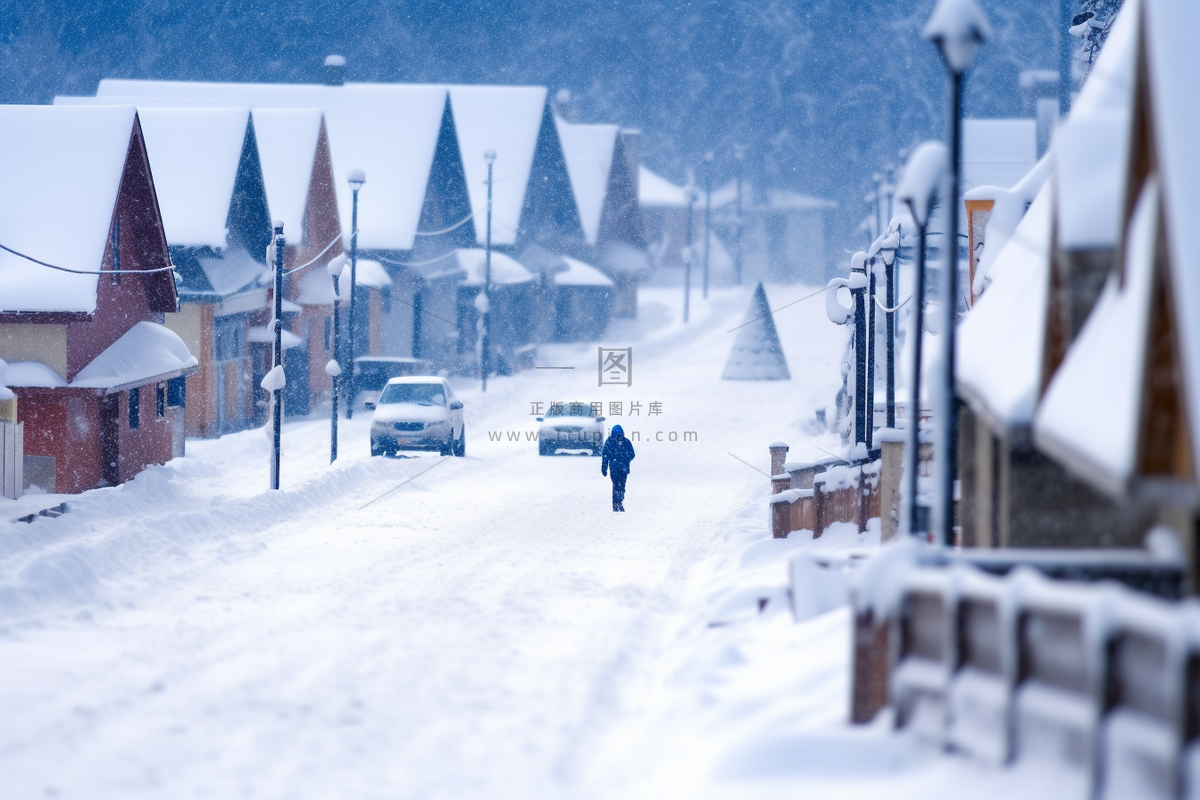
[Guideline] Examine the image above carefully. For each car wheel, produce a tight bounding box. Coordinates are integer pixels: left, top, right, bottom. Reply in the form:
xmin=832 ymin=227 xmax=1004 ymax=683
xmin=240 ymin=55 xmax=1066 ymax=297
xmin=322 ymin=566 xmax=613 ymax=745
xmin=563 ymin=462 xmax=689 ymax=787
xmin=538 ymin=440 xmax=550 ymax=456
xmin=455 ymin=427 xmax=466 ymax=457
xmin=371 ymin=440 xmax=383 ymax=457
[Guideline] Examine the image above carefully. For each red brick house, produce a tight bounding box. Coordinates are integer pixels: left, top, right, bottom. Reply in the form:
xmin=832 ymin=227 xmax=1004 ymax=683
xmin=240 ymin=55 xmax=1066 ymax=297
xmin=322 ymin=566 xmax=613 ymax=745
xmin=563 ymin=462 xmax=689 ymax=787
xmin=0 ymin=105 xmax=196 ymax=493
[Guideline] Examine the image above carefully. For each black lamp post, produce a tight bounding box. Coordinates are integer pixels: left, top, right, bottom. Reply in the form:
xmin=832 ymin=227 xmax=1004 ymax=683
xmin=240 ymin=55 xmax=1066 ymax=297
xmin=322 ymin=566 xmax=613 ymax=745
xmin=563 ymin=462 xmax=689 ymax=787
xmin=326 ymin=253 xmax=347 ymax=463
xmin=481 ymin=149 xmax=496 ymax=392
xmin=896 ymin=142 xmax=949 ymax=540
xmin=702 ymin=151 xmax=713 ymax=300
xmin=851 ymin=252 xmax=868 ymax=447
xmin=879 ymin=233 xmax=899 ymax=430
xmin=683 ymin=181 xmax=697 ymax=323
xmin=270 ymin=221 xmax=285 ymax=490
xmin=345 ymin=168 xmax=365 ymax=419
xmin=866 ymin=256 xmax=878 ymax=451
xmin=925 ymin=0 xmax=990 ymax=546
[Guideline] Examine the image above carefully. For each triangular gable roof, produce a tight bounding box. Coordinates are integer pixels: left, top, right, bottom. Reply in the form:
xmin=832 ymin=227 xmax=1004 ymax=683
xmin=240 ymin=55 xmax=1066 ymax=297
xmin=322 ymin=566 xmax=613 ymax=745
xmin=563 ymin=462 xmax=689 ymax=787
xmin=134 ymin=107 xmax=253 ymax=248
xmin=555 ymin=118 xmax=618 ymax=245
xmin=1034 ymin=178 xmax=1159 ymax=495
xmin=248 ymin=109 xmax=325 ymax=241
xmin=96 ymin=80 xmax=447 ymax=252
xmin=0 ymin=105 xmax=136 ymax=314
xmin=448 ymin=86 xmax=547 ymax=246
xmin=1145 ymin=0 xmax=1200 ymax=481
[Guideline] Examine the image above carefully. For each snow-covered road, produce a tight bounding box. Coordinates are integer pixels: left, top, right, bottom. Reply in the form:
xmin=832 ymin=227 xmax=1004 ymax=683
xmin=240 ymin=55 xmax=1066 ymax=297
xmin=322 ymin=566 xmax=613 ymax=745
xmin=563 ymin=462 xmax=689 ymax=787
xmin=0 ymin=286 xmax=849 ymax=799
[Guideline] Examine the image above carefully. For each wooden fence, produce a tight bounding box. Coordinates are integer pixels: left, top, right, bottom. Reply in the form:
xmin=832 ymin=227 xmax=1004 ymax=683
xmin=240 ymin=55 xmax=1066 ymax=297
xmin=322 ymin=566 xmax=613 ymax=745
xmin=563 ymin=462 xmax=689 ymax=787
xmin=851 ymin=556 xmax=1191 ymax=798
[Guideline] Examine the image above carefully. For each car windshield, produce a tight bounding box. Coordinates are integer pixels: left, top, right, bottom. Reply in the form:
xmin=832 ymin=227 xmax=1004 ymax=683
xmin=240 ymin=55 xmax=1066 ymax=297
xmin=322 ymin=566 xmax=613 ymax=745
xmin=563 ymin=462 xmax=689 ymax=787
xmin=546 ymin=403 xmax=595 ymax=417
xmin=379 ymin=383 xmax=446 ymax=407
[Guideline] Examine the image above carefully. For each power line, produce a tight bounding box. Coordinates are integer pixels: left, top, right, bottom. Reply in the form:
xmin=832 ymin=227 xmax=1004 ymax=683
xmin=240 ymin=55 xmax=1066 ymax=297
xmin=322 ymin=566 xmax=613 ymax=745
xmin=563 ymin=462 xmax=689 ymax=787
xmin=0 ymin=241 xmax=176 ymax=275
xmin=283 ymin=235 xmax=342 ymax=276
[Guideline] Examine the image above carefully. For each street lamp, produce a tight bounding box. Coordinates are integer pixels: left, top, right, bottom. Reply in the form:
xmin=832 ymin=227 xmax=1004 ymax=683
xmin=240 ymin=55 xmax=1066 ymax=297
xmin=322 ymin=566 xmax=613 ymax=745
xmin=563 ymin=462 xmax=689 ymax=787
xmin=734 ymin=145 xmax=745 ymax=287
xmin=683 ymin=180 xmax=697 ymax=323
xmin=879 ymin=231 xmax=900 ymax=430
xmin=702 ymin=151 xmax=713 ymax=300
xmin=345 ymin=168 xmax=365 ymax=419
xmin=896 ymin=141 xmax=949 ymax=540
xmin=866 ymin=255 xmax=878 ymax=451
xmin=924 ymin=0 xmax=990 ymax=547
xmin=326 ymin=253 xmax=347 ymax=463
xmin=851 ymin=251 xmax=868 ymax=447
xmin=481 ymin=149 xmax=496 ymax=392
xmin=269 ymin=221 xmax=285 ymax=490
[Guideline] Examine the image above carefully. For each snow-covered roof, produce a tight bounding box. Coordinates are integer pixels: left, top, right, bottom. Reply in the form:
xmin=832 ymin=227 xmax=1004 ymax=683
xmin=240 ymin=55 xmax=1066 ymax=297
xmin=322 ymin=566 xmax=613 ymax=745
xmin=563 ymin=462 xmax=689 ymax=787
xmin=555 ymin=118 xmax=618 ymax=246
xmin=134 ymin=107 xmax=251 ymax=248
xmin=0 ymin=105 xmax=135 ymax=314
xmin=95 ymin=80 xmax=447 ymax=252
xmin=248 ymin=326 xmax=302 ymax=349
xmin=72 ymin=321 xmax=198 ymax=390
xmin=555 ymin=256 xmax=614 ymax=287
xmin=956 ymin=184 xmax=1053 ymax=431
xmin=962 ymin=119 xmax=1037 ymax=198
xmin=764 ymin=189 xmax=836 ymax=211
xmin=337 ymin=259 xmax=392 ymax=295
xmin=1145 ymin=0 xmax=1200 ymax=484
xmin=5 ymin=361 xmax=68 ymax=388
xmin=455 ymin=249 xmax=535 ymax=287
xmin=296 ymin=268 xmax=335 ymax=305
xmin=197 ymin=249 xmax=264 ymax=297
xmin=639 ymin=166 xmax=689 ymax=208
xmin=1033 ymin=178 xmax=1159 ymax=494
xmin=251 ymin=109 xmax=326 ymax=243
xmin=448 ymin=85 xmax=547 ymax=247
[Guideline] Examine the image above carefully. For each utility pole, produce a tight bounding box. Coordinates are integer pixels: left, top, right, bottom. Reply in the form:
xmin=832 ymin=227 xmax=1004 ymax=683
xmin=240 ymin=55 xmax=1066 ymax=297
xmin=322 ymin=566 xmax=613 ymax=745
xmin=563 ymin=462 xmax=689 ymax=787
xmin=481 ymin=150 xmax=496 ymax=392
xmin=326 ymin=254 xmax=347 ymax=463
xmin=270 ymin=222 xmax=285 ymax=490
xmin=702 ymin=151 xmax=713 ymax=299
xmin=683 ymin=182 xmax=696 ymax=323
xmin=345 ymin=169 xmax=365 ymax=418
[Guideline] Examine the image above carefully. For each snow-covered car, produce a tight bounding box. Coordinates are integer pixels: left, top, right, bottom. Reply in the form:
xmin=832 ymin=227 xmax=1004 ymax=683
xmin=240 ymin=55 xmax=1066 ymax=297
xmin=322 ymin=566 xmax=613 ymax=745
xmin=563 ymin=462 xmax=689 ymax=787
xmin=370 ymin=377 xmax=465 ymax=457
xmin=355 ymin=356 xmax=434 ymax=410
xmin=537 ymin=403 xmax=606 ymax=456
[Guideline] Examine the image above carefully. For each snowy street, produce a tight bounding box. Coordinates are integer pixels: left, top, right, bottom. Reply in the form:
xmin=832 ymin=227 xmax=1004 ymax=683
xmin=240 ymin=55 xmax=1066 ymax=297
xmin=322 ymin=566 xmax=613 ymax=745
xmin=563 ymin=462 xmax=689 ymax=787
xmin=0 ymin=286 xmax=849 ymax=798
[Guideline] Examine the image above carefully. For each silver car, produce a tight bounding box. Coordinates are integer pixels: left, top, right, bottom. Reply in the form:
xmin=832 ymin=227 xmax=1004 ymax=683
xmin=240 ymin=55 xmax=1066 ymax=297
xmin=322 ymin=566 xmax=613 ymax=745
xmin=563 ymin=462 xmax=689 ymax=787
xmin=370 ymin=377 xmax=465 ymax=457
xmin=537 ymin=402 xmax=606 ymax=456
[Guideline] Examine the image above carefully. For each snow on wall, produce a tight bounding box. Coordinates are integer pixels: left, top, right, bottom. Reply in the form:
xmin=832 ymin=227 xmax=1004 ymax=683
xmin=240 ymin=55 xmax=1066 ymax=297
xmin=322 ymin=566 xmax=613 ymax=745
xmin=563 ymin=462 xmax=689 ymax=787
xmin=0 ymin=105 xmax=135 ymax=314
xmin=5 ymin=361 xmax=68 ymax=388
xmin=956 ymin=184 xmax=1052 ymax=430
xmin=95 ymin=80 xmax=446 ymax=253
xmin=135 ymin=108 xmax=249 ymax=248
xmin=1034 ymin=178 xmax=1159 ymax=494
xmin=555 ymin=118 xmax=618 ymax=246
xmin=449 ymin=85 xmax=547 ymax=247
xmin=71 ymin=321 xmax=197 ymax=389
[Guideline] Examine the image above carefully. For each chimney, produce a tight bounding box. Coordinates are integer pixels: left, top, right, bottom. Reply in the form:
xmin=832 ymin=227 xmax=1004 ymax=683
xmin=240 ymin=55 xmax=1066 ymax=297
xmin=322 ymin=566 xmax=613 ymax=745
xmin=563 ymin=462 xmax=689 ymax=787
xmin=324 ymin=55 xmax=346 ymax=87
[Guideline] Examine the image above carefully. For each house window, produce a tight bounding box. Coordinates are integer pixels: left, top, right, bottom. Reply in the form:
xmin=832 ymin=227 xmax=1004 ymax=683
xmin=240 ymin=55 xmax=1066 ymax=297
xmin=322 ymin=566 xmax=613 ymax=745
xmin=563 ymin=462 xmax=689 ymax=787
xmin=128 ymin=387 xmax=140 ymax=430
xmin=156 ymin=383 xmax=166 ymax=417
xmin=167 ymin=376 xmax=186 ymax=407
xmin=214 ymin=316 xmax=244 ymax=363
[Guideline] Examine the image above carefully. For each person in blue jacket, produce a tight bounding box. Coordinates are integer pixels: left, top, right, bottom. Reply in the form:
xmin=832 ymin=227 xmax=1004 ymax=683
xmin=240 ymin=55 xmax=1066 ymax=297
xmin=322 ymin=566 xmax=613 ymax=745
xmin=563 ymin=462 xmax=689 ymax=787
xmin=601 ymin=424 xmax=636 ymax=512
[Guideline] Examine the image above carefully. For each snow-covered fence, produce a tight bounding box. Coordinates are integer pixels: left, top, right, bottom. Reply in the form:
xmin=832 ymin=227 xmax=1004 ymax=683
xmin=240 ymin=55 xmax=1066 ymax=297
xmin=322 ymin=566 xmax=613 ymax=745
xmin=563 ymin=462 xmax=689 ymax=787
xmin=766 ymin=445 xmax=882 ymax=539
xmin=850 ymin=546 xmax=1193 ymax=797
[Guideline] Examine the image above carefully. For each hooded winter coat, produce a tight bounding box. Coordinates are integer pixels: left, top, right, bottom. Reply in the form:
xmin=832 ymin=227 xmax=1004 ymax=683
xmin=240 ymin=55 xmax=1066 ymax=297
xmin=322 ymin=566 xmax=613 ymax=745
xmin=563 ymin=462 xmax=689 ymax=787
xmin=601 ymin=425 xmax=636 ymax=475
